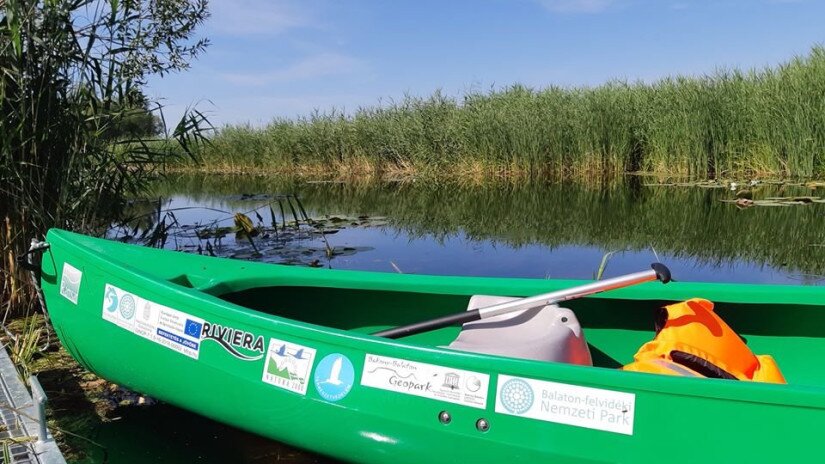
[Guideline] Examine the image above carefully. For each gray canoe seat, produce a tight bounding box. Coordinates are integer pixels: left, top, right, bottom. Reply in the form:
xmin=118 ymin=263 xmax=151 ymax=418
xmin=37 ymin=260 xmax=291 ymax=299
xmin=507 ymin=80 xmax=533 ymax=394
xmin=447 ymin=295 xmax=593 ymax=366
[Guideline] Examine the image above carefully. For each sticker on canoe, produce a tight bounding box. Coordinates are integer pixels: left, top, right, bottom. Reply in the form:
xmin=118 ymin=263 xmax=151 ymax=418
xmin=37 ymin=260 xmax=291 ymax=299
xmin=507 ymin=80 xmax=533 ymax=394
xmin=200 ymin=322 xmax=265 ymax=361
xmin=262 ymin=338 xmax=317 ymax=395
xmin=60 ymin=262 xmax=83 ymax=304
xmin=101 ymin=284 xmax=203 ymax=359
xmin=314 ymin=354 xmax=355 ymax=402
xmin=495 ymin=374 xmax=636 ymax=435
xmin=360 ymin=354 xmax=489 ymax=409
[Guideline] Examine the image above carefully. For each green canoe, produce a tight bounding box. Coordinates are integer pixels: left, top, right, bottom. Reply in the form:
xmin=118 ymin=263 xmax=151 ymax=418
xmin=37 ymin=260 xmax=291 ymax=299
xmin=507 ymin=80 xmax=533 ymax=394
xmin=40 ymin=229 xmax=825 ymax=463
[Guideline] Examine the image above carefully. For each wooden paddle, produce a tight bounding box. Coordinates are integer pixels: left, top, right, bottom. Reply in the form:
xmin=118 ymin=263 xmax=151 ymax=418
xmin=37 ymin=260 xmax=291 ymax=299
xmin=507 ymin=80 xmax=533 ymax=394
xmin=372 ymin=263 xmax=671 ymax=339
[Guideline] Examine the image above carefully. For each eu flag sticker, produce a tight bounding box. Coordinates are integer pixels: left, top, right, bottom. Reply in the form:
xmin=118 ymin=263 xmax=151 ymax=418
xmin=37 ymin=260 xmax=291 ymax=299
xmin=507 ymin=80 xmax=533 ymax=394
xmin=184 ymin=319 xmax=203 ymax=339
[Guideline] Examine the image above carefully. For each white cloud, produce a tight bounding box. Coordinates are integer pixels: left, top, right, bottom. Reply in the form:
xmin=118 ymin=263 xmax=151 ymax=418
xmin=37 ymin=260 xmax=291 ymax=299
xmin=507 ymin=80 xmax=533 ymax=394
xmin=208 ymin=0 xmax=315 ymax=36
xmin=537 ymin=0 xmax=615 ymax=13
xmin=220 ymin=53 xmax=364 ymax=86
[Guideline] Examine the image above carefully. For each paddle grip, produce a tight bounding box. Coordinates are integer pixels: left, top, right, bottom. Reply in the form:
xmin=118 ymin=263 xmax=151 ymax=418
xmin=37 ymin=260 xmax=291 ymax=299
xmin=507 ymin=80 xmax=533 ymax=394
xmin=372 ymin=309 xmax=482 ymax=339
xmin=651 ymin=262 xmax=672 ymax=284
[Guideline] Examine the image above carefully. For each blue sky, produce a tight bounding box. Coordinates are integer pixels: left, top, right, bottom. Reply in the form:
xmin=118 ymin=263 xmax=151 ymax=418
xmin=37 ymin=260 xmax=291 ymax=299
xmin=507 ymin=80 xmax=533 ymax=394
xmin=146 ymin=0 xmax=825 ymax=127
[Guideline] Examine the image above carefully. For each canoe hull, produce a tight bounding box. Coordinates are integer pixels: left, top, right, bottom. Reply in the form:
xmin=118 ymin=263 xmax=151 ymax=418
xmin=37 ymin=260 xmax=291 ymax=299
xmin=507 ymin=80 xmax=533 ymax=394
xmin=41 ymin=230 xmax=825 ymax=463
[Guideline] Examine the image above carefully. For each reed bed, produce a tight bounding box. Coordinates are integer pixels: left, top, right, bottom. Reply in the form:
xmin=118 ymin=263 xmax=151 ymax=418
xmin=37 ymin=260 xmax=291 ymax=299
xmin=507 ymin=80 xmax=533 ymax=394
xmin=1 ymin=0 xmax=209 ymax=319
xmin=193 ymin=46 xmax=825 ymax=178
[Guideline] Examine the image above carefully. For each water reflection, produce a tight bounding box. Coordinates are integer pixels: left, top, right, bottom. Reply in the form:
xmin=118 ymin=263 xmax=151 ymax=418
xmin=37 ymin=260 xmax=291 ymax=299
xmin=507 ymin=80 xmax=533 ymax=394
xmin=142 ymin=174 xmax=825 ymax=284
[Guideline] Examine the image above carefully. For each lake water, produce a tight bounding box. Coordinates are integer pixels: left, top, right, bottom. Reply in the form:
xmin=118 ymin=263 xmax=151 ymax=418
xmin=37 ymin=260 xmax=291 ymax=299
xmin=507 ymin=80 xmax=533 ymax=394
xmin=75 ymin=174 xmax=825 ymax=462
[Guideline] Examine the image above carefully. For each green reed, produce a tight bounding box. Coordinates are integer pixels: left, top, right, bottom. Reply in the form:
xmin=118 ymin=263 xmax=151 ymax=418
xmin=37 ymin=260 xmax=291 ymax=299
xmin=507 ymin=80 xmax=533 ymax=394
xmin=1 ymin=0 xmax=210 ymax=318
xmin=192 ymin=46 xmax=825 ymax=178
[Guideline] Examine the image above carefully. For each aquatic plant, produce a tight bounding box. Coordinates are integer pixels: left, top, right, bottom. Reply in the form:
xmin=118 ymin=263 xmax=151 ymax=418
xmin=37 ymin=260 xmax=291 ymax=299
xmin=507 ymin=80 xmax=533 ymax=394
xmin=192 ymin=47 xmax=825 ymax=179
xmin=6 ymin=315 xmax=43 ymax=379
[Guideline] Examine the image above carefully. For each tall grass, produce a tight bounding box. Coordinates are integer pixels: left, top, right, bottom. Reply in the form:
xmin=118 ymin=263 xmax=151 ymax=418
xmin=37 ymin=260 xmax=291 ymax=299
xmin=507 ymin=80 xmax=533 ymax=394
xmin=1 ymin=0 xmax=210 ymax=318
xmin=193 ymin=46 xmax=825 ymax=178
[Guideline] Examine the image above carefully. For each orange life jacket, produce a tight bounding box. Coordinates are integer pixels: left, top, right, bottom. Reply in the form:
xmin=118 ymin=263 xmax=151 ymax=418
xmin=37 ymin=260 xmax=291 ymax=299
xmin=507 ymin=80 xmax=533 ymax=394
xmin=622 ymin=298 xmax=785 ymax=384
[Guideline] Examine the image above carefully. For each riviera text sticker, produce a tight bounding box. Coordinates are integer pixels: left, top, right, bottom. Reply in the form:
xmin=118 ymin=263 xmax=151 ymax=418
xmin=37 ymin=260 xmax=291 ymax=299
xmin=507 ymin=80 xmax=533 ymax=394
xmin=102 ymin=284 xmax=203 ymax=359
xmin=59 ymin=263 xmax=83 ymax=304
xmin=361 ymin=354 xmax=489 ymax=409
xmin=200 ymin=321 xmax=265 ymax=361
xmin=262 ymin=338 xmax=317 ymax=395
xmin=495 ymin=374 xmax=636 ymax=435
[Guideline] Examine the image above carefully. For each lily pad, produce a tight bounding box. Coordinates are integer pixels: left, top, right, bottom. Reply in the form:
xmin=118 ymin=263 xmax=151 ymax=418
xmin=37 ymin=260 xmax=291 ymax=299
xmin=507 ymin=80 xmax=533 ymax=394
xmin=196 ymin=227 xmax=232 ymax=239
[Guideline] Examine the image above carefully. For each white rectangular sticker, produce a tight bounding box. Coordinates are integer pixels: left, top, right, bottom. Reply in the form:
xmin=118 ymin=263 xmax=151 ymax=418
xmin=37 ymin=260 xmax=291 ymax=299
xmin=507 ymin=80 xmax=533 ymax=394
xmin=262 ymin=338 xmax=317 ymax=395
xmin=60 ymin=263 xmax=83 ymax=304
xmin=495 ymin=374 xmax=635 ymax=435
xmin=361 ymin=354 xmax=489 ymax=409
xmin=102 ymin=284 xmax=203 ymax=359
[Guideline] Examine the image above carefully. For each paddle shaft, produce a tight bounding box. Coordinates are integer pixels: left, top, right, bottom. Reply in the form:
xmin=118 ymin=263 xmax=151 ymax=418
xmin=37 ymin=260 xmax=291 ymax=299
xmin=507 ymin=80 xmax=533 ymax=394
xmin=373 ymin=263 xmax=671 ymax=339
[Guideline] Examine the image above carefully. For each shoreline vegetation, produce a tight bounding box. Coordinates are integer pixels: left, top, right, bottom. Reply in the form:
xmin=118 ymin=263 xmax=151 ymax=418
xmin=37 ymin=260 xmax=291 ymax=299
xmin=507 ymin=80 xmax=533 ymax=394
xmin=1 ymin=1 xmax=211 ymax=460
xmin=1 ymin=0 xmax=210 ymax=317
xmin=183 ymin=46 xmax=825 ymax=179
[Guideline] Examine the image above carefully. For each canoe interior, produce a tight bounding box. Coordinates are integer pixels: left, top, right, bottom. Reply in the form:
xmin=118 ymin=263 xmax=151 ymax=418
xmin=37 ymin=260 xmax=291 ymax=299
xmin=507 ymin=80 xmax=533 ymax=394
xmin=218 ymin=284 xmax=825 ymax=386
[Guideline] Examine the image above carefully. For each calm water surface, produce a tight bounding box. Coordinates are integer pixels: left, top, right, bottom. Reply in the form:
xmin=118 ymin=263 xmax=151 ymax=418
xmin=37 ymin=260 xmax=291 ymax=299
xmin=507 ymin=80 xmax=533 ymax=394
xmin=133 ymin=174 xmax=825 ymax=283
xmin=75 ymin=174 xmax=825 ymax=462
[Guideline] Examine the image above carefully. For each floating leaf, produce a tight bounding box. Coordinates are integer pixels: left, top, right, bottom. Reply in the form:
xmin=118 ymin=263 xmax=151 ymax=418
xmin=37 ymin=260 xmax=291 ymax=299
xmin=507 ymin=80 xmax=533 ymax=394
xmin=196 ymin=226 xmax=231 ymax=239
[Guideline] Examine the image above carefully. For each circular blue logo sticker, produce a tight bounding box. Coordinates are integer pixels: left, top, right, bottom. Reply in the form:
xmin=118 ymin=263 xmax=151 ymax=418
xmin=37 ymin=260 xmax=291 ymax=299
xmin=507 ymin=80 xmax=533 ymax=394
xmin=500 ymin=378 xmax=534 ymax=414
xmin=314 ymin=354 xmax=355 ymax=402
xmin=119 ymin=294 xmax=136 ymax=320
